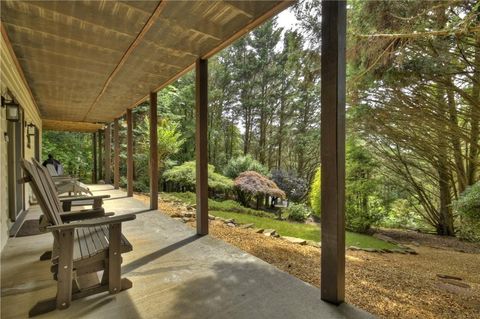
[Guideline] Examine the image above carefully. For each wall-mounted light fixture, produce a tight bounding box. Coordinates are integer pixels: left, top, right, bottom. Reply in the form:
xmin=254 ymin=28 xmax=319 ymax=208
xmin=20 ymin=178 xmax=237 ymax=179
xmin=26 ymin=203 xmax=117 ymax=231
xmin=25 ymin=122 xmax=36 ymax=148
xmin=1 ymin=96 xmax=20 ymax=122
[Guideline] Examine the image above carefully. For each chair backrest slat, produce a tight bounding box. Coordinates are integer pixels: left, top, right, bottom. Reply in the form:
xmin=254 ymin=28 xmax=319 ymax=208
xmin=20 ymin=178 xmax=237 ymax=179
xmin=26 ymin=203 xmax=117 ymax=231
xmin=46 ymin=164 xmax=58 ymax=176
xmin=20 ymin=159 xmax=63 ymax=226
xmin=33 ymin=159 xmax=64 ymax=213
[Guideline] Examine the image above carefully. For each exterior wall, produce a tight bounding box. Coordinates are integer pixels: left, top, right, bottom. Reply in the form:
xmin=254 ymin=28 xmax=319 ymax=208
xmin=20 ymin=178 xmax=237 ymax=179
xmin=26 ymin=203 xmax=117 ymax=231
xmin=1 ymin=26 xmax=42 ymax=252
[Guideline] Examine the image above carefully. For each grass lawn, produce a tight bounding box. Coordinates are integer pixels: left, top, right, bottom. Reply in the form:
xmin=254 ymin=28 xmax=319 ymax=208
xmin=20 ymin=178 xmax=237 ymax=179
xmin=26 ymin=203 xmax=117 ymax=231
xmin=162 ymin=192 xmax=397 ymax=250
xmin=210 ymin=210 xmax=397 ymax=250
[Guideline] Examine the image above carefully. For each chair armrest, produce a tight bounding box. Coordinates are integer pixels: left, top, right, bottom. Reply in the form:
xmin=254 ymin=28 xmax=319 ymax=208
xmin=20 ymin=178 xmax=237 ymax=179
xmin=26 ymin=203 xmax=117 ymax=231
xmin=60 ymin=194 xmax=110 ymax=211
xmin=59 ymin=209 xmax=114 ymax=222
xmin=59 ymin=194 xmax=110 ymax=202
xmin=47 ymin=214 xmax=136 ymax=231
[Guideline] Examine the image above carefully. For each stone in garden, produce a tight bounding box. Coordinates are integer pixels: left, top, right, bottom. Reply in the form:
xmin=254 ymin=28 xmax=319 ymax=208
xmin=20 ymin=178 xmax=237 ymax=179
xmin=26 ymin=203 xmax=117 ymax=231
xmin=181 ymin=217 xmax=192 ymax=223
xmin=183 ymin=212 xmax=195 ymax=218
xmin=226 ymin=223 xmax=236 ymax=227
xmin=389 ymin=248 xmax=407 ymax=254
xmin=348 ymin=246 xmax=361 ymax=251
xmin=373 ymin=233 xmax=397 ymax=244
xmin=171 ymin=212 xmax=183 ymax=218
xmin=208 ymin=214 xmax=215 ymax=220
xmin=239 ymin=223 xmax=254 ymax=229
xmin=282 ymin=236 xmax=307 ymax=245
xmin=306 ymin=240 xmax=321 ymax=248
xmin=437 ymin=274 xmax=463 ymax=281
xmin=255 ymin=228 xmax=265 ymax=234
xmin=441 ymin=279 xmax=470 ymax=289
xmin=362 ymin=248 xmax=379 ymax=253
xmin=263 ymin=229 xmax=277 ymax=237
xmin=224 ymin=219 xmax=235 ymax=224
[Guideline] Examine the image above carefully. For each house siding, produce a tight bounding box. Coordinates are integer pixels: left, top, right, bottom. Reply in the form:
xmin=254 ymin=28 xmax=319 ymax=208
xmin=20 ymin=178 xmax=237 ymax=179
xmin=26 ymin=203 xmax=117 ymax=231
xmin=1 ymin=26 xmax=42 ymax=252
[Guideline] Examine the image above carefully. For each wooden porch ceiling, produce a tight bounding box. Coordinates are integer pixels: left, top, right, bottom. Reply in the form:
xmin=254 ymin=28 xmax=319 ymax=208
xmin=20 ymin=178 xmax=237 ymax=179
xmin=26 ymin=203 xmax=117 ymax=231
xmin=0 ymin=0 xmax=293 ymax=131
xmin=42 ymin=119 xmax=104 ymax=133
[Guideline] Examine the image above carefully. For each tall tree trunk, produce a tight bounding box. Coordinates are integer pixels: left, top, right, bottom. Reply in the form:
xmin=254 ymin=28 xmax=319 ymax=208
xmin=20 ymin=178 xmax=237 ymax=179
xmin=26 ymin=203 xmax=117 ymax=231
xmin=277 ymin=96 xmax=286 ymax=169
xmin=467 ymin=30 xmax=480 ymax=186
xmin=446 ymin=84 xmax=466 ymax=194
xmin=437 ymin=160 xmax=454 ymax=235
xmin=436 ymin=87 xmax=454 ymax=236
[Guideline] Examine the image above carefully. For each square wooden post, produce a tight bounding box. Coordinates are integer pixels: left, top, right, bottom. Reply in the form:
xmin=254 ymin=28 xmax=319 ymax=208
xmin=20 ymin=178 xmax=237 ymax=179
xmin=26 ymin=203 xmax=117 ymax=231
xmin=92 ymin=132 xmax=97 ymax=184
xmin=113 ymin=119 xmax=120 ymax=189
xmin=104 ymin=124 xmax=111 ymax=184
xmin=126 ymin=109 xmax=134 ymax=197
xmin=195 ymin=58 xmax=208 ymax=235
xmin=149 ymin=92 xmax=158 ymax=210
xmin=98 ymin=130 xmax=103 ymax=181
xmin=320 ymin=0 xmax=347 ymax=304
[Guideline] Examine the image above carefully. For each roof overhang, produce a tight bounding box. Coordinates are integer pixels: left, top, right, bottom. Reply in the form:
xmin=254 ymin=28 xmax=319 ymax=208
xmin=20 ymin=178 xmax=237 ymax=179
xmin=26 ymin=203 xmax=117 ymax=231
xmin=42 ymin=119 xmax=104 ymax=133
xmin=1 ymin=0 xmax=294 ymax=131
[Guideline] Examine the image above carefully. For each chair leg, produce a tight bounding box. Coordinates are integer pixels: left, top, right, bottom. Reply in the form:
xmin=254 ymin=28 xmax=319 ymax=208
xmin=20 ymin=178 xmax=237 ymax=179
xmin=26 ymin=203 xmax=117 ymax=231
xmin=108 ymin=223 xmax=122 ymax=294
xmin=56 ymin=229 xmax=74 ymax=310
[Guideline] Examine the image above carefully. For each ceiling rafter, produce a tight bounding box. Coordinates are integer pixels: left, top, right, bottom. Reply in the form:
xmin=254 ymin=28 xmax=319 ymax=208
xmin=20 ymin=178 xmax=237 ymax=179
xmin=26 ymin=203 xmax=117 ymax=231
xmin=83 ymin=0 xmax=167 ymax=121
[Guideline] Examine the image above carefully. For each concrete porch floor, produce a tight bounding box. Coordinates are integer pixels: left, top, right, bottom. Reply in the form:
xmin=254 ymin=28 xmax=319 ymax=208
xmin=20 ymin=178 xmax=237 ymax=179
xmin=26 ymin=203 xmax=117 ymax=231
xmin=1 ymin=185 xmax=373 ymax=319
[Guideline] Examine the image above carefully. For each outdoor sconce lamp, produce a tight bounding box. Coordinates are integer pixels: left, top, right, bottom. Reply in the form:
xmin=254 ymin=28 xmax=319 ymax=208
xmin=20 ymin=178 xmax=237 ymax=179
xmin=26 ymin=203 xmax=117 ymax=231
xmin=26 ymin=122 xmax=36 ymax=148
xmin=1 ymin=96 xmax=20 ymax=122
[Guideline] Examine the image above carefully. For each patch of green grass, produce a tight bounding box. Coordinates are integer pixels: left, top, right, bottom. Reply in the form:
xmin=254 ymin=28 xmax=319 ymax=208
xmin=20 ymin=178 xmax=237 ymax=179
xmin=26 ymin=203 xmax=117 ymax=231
xmin=210 ymin=210 xmax=398 ymax=250
xmin=161 ymin=191 xmax=397 ymax=250
xmin=162 ymin=192 xmax=274 ymax=218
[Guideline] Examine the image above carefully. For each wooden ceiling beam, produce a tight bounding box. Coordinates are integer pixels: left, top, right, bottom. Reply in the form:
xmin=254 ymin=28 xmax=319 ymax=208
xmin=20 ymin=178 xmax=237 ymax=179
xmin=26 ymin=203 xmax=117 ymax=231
xmin=83 ymin=0 xmax=167 ymax=121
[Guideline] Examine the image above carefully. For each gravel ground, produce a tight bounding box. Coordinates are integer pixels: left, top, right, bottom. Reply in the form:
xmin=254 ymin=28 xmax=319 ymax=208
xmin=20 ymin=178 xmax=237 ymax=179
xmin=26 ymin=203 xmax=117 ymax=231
xmin=375 ymin=228 xmax=480 ymax=254
xmin=136 ymin=194 xmax=480 ymax=319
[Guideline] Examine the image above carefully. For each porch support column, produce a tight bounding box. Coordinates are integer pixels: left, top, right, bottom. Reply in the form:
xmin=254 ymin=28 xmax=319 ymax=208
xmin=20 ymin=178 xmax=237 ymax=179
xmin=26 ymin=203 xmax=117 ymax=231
xmin=98 ymin=130 xmax=103 ymax=181
xmin=126 ymin=109 xmax=134 ymax=197
xmin=320 ymin=0 xmax=346 ymax=304
xmin=92 ymin=132 xmax=97 ymax=184
xmin=104 ymin=124 xmax=111 ymax=184
xmin=195 ymin=58 xmax=208 ymax=235
xmin=149 ymin=92 xmax=158 ymax=210
xmin=113 ymin=119 xmax=120 ymax=189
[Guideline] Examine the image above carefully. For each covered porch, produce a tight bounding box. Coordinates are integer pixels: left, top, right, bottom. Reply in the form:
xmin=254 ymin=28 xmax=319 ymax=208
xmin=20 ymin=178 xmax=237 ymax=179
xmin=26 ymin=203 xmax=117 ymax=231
xmin=1 ymin=0 xmax=354 ymax=317
xmin=1 ymin=185 xmax=371 ymax=319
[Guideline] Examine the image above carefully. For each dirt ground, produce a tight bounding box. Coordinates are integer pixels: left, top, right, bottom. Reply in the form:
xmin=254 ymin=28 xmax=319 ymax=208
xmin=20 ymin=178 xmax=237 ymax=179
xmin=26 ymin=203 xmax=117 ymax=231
xmin=136 ymin=194 xmax=480 ymax=319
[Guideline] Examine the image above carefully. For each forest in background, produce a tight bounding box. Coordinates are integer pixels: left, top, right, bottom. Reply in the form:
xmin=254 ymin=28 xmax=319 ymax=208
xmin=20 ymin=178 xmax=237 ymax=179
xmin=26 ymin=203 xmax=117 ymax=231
xmin=43 ymin=0 xmax=480 ymax=240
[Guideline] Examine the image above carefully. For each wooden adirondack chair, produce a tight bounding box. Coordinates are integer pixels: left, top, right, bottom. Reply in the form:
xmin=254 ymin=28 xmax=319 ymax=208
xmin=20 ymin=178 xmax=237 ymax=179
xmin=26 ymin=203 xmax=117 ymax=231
xmin=21 ymin=159 xmax=135 ymax=316
xmin=33 ymin=159 xmax=108 ymax=213
xmin=45 ymin=163 xmax=93 ymax=196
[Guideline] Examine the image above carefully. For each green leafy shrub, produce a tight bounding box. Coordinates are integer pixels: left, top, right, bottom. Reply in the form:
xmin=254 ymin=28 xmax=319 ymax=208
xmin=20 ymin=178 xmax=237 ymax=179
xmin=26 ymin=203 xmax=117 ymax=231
xmin=163 ymin=161 xmax=233 ymax=192
xmin=286 ymin=204 xmax=311 ymax=222
xmin=453 ymin=182 xmax=480 ymax=242
xmin=309 ymin=168 xmax=321 ymax=217
xmin=165 ymin=192 xmax=274 ymax=218
xmin=224 ymin=155 xmax=269 ymax=179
